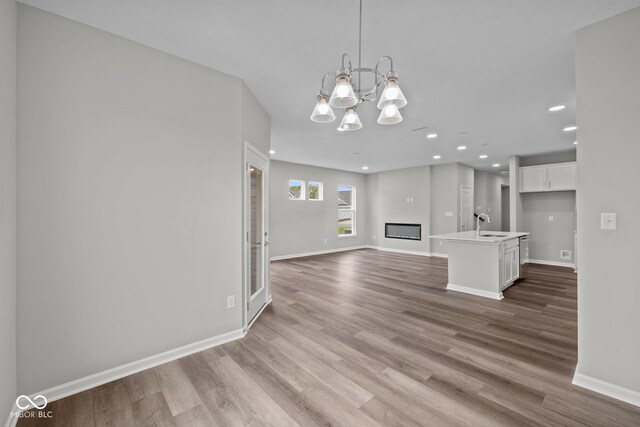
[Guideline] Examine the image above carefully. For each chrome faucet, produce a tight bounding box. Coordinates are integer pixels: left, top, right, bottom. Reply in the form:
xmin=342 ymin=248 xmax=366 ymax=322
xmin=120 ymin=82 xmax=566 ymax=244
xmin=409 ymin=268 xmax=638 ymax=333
xmin=477 ymin=213 xmax=491 ymax=237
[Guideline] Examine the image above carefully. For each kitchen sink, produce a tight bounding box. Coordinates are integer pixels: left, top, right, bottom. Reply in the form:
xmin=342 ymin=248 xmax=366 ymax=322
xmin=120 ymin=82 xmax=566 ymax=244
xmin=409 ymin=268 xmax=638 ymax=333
xmin=480 ymin=233 xmax=509 ymax=237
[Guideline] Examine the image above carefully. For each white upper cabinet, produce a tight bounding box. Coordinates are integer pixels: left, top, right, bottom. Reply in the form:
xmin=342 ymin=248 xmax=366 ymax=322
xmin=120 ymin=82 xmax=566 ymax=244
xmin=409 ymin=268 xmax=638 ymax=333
xmin=520 ymin=166 xmax=548 ymax=192
xmin=547 ymin=163 xmax=576 ymax=191
xmin=519 ymin=162 xmax=576 ymax=192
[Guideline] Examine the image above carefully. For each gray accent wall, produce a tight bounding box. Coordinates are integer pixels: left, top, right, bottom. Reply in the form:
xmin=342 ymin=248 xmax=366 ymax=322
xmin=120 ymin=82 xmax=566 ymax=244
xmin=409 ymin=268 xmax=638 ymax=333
xmin=368 ymin=166 xmax=431 ymax=254
xmin=17 ymin=5 xmax=269 ymax=394
xmin=522 ymin=192 xmax=576 ymax=264
xmin=0 ymin=0 xmax=17 ymax=419
xmin=576 ymin=7 xmax=640 ymax=399
xmin=269 ymin=160 xmax=367 ymax=258
xmin=474 ymin=171 xmax=509 ymax=231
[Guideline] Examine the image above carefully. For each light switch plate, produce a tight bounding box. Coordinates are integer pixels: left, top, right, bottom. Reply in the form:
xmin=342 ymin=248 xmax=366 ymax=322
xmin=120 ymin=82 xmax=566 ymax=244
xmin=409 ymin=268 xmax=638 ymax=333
xmin=548 ymin=216 xmax=554 ymax=222
xmin=601 ymin=213 xmax=617 ymax=230
xmin=444 ymin=211 xmax=454 ymax=217
xmin=227 ymin=295 xmax=236 ymax=309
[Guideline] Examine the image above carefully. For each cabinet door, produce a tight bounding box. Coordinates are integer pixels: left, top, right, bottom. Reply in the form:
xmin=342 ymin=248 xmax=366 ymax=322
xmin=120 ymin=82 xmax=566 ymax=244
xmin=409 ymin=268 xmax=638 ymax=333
xmin=520 ymin=166 xmax=547 ymax=192
xmin=511 ymin=247 xmax=520 ymax=281
xmin=547 ymin=163 xmax=576 ymax=191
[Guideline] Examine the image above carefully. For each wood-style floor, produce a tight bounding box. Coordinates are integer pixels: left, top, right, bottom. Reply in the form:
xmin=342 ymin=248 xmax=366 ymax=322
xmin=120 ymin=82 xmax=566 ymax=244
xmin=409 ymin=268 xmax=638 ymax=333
xmin=18 ymin=249 xmax=640 ymax=426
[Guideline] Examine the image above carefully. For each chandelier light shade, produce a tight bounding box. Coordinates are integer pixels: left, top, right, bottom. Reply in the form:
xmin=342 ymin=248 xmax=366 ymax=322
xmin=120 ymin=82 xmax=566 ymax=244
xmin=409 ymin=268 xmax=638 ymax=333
xmin=310 ymin=91 xmax=336 ymax=123
xmin=329 ymin=72 xmax=359 ymax=109
xmin=377 ymin=103 xmax=403 ymax=125
xmin=377 ymin=73 xmax=407 ymax=110
xmin=310 ymin=0 xmax=407 ymax=131
xmin=338 ymin=108 xmax=362 ymax=131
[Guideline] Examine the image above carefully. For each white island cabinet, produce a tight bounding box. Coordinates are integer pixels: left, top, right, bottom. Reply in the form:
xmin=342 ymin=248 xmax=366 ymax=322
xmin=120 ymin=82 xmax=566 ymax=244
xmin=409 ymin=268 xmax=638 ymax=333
xmin=429 ymin=231 xmax=530 ymax=300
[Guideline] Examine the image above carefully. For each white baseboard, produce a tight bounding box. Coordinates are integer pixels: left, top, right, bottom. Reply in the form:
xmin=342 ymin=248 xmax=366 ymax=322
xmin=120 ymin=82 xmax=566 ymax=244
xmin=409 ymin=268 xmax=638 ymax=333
xmin=446 ymin=283 xmax=503 ymax=300
xmin=573 ymin=371 xmax=640 ymax=407
xmin=430 ymin=252 xmax=448 ymax=258
xmin=270 ymin=245 xmax=367 ymax=261
xmin=527 ymin=259 xmax=575 ymax=269
xmin=371 ymin=246 xmax=431 ymax=257
xmin=10 ymin=328 xmax=245 ymax=419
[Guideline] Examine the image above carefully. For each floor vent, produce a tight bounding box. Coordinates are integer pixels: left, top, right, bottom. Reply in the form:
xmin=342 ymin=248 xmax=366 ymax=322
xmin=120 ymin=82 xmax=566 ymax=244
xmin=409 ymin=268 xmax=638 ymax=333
xmin=560 ymin=250 xmax=572 ymax=260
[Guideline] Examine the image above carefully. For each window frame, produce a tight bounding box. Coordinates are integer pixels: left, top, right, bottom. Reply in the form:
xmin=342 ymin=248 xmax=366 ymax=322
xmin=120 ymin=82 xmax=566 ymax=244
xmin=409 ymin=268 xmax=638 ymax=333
xmin=308 ymin=181 xmax=323 ymax=201
xmin=337 ymin=184 xmax=356 ymax=237
xmin=288 ymin=179 xmax=306 ymax=201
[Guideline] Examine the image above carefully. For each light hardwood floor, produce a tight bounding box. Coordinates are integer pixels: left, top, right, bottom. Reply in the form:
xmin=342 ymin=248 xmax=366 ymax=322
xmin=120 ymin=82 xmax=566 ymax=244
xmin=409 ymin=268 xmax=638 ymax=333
xmin=18 ymin=249 xmax=640 ymax=426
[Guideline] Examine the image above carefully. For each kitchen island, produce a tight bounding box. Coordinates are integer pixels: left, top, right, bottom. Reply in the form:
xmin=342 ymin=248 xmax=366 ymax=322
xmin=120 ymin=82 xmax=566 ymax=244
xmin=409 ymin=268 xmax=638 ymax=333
xmin=429 ymin=231 xmax=530 ymax=300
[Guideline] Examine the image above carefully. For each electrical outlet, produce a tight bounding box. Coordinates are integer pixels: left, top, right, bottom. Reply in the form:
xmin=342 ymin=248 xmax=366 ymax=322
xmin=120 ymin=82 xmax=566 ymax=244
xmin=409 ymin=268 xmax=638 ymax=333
xmin=560 ymin=250 xmax=572 ymax=260
xmin=601 ymin=213 xmax=617 ymax=230
xmin=444 ymin=211 xmax=453 ymax=217
xmin=227 ymin=295 xmax=236 ymax=309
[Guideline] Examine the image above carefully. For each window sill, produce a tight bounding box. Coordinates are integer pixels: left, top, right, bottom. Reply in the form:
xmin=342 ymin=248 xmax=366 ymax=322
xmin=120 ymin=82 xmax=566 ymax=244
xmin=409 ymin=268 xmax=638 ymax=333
xmin=338 ymin=234 xmax=357 ymax=238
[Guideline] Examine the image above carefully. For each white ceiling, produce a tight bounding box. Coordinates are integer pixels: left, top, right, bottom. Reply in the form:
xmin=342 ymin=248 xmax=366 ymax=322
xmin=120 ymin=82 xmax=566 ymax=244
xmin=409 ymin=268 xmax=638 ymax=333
xmin=19 ymin=0 xmax=640 ymax=174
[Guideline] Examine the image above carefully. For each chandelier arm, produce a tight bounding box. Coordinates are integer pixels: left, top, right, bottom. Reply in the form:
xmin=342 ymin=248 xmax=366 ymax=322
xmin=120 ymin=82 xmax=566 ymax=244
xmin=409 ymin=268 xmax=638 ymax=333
xmin=320 ymin=72 xmax=336 ymax=93
xmin=341 ymin=53 xmax=353 ymax=71
xmin=374 ymin=56 xmax=395 ymax=76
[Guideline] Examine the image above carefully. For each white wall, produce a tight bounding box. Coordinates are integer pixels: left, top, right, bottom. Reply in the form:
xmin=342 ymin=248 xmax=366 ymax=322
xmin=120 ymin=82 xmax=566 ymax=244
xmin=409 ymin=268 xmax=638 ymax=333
xmin=474 ymin=170 xmax=508 ymax=231
xmin=369 ymin=166 xmax=431 ymax=254
xmin=241 ymin=83 xmax=270 ymax=154
xmin=509 ymin=155 xmax=524 ymax=232
xmin=522 ymin=192 xmax=576 ymax=264
xmin=575 ymin=6 xmax=640 ymax=403
xmin=429 ymin=163 xmax=464 ymax=254
xmin=269 ymin=160 xmax=367 ymax=258
xmin=0 ymin=0 xmax=17 ymax=419
xmin=17 ymin=5 xmax=268 ymax=394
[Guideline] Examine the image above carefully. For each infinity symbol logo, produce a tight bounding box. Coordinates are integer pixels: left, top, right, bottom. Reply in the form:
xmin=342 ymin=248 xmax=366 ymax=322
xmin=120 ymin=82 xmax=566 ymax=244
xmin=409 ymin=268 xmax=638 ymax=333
xmin=16 ymin=395 xmax=48 ymax=410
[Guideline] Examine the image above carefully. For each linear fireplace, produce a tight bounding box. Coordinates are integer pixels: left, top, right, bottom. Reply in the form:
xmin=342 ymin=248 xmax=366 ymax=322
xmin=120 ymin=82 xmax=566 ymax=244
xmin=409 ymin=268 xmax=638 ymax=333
xmin=385 ymin=223 xmax=422 ymax=241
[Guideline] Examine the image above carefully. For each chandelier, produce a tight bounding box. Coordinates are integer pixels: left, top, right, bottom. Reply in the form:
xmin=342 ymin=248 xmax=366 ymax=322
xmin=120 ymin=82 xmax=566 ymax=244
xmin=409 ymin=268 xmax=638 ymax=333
xmin=310 ymin=0 xmax=407 ymax=131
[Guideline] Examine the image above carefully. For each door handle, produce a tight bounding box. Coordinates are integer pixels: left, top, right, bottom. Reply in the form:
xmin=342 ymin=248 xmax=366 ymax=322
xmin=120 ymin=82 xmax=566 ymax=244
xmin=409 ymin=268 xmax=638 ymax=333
xmin=265 ymin=241 xmax=269 ymax=246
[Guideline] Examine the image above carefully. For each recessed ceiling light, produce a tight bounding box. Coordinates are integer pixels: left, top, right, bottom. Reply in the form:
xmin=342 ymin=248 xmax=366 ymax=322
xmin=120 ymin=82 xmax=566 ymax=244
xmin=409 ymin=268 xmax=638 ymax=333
xmin=362 ymin=166 xmax=369 ymax=170
xmin=492 ymin=163 xmax=500 ymax=167
xmin=426 ymin=133 xmax=438 ymax=139
xmin=433 ymin=155 xmax=441 ymax=159
xmin=549 ymin=105 xmax=566 ymax=112
xmin=573 ymin=141 xmax=578 ymax=145
xmin=269 ymin=149 xmax=276 ymax=154
xmin=563 ymin=126 xmax=577 ymax=132
xmin=479 ymin=154 xmax=488 ymax=159
xmin=457 ymin=146 xmax=467 ymax=150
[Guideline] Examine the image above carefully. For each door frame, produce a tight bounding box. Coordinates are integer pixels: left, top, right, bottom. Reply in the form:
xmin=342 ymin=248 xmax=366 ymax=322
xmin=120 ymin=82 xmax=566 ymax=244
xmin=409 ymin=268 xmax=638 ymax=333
xmin=242 ymin=141 xmax=271 ymax=331
xmin=459 ymin=185 xmax=474 ymax=232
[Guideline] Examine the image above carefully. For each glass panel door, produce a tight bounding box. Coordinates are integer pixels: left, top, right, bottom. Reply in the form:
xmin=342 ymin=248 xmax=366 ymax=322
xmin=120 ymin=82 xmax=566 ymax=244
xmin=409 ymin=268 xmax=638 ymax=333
xmin=249 ymin=165 xmax=264 ymax=298
xmin=245 ymin=146 xmax=268 ymax=325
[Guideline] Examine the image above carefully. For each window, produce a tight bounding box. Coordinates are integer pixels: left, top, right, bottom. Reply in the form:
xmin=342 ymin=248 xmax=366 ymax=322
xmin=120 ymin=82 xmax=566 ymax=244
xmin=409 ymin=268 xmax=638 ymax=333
xmin=338 ymin=185 xmax=355 ymax=236
xmin=289 ymin=179 xmax=305 ymax=200
xmin=308 ymin=181 xmax=323 ymax=201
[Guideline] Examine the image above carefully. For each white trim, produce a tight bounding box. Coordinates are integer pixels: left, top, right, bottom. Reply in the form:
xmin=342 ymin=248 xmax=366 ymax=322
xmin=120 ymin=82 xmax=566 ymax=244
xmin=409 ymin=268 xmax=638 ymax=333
xmin=374 ymin=247 xmax=431 ymax=257
xmin=573 ymin=371 xmax=640 ymax=407
xmin=10 ymin=328 xmax=245 ymax=414
xmin=446 ymin=283 xmax=503 ymax=300
xmin=4 ymin=401 xmax=18 ymax=427
xmin=270 ymin=245 xmax=367 ymax=261
xmin=527 ymin=259 xmax=575 ymax=268
xmin=246 ymin=299 xmax=271 ymax=332
xmin=430 ymin=252 xmax=449 ymax=258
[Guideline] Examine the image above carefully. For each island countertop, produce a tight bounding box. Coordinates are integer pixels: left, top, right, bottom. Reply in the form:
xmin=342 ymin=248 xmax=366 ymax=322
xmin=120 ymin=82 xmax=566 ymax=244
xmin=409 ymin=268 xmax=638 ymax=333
xmin=429 ymin=231 xmax=530 ymax=243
